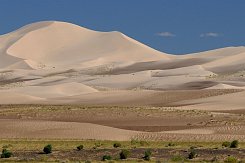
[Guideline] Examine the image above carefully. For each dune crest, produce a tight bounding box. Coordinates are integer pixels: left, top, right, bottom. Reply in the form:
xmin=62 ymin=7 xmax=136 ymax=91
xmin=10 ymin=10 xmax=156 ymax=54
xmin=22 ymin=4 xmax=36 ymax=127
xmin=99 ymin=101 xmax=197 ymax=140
xmin=1 ymin=21 xmax=170 ymax=69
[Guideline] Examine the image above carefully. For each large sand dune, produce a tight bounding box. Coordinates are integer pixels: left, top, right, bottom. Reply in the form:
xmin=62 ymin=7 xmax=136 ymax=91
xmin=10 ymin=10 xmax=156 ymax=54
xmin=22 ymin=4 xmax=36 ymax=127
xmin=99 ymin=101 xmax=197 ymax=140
xmin=3 ymin=21 xmax=170 ymax=69
xmin=1 ymin=21 xmax=245 ymax=141
xmin=0 ymin=21 xmax=245 ymax=104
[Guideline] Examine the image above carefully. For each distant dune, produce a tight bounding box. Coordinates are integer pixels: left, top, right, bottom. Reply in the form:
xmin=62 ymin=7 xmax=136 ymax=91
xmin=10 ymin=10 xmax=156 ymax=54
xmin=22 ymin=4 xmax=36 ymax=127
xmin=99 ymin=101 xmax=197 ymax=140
xmin=0 ymin=21 xmax=245 ymax=105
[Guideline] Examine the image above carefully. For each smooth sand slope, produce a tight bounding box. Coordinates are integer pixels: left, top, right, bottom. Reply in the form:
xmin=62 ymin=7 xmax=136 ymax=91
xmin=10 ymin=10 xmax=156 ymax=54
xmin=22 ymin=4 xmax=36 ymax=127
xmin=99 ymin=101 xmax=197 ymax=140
xmin=0 ymin=119 xmax=137 ymax=140
xmin=3 ymin=21 xmax=170 ymax=69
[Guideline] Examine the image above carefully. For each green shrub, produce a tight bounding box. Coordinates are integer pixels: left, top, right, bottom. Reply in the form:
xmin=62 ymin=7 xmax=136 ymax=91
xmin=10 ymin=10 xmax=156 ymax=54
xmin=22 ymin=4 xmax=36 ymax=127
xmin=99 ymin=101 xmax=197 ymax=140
xmin=113 ymin=142 xmax=121 ymax=148
xmin=171 ymin=155 xmax=185 ymax=162
xmin=102 ymin=155 xmax=112 ymax=161
xmin=143 ymin=149 xmax=152 ymax=161
xmin=130 ymin=139 xmax=138 ymax=145
xmin=224 ymin=156 xmax=238 ymax=163
xmin=119 ymin=149 xmax=130 ymax=159
xmin=43 ymin=144 xmax=52 ymax=154
xmin=77 ymin=145 xmax=84 ymax=151
xmin=130 ymin=139 xmax=148 ymax=146
xmin=1 ymin=149 xmax=12 ymax=158
xmin=230 ymin=140 xmax=239 ymax=148
xmin=188 ymin=150 xmax=197 ymax=159
xmin=222 ymin=141 xmax=231 ymax=147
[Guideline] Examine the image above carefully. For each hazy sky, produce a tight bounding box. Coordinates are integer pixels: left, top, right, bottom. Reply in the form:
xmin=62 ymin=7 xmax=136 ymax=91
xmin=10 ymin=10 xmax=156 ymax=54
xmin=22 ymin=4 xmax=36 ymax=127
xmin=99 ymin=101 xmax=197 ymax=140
xmin=1 ymin=0 xmax=245 ymax=54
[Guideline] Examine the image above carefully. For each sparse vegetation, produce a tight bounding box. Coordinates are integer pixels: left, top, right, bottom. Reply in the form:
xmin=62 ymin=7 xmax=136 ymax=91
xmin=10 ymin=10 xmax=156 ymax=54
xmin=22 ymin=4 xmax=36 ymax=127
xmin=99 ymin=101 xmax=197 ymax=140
xmin=93 ymin=142 xmax=103 ymax=149
xmin=1 ymin=149 xmax=12 ymax=158
xmin=224 ymin=156 xmax=238 ymax=163
xmin=230 ymin=140 xmax=239 ymax=148
xmin=190 ymin=146 xmax=197 ymax=150
xmin=130 ymin=139 xmax=149 ymax=147
xmin=211 ymin=156 xmax=218 ymax=162
xmin=139 ymin=141 xmax=149 ymax=146
xmin=43 ymin=144 xmax=52 ymax=154
xmin=85 ymin=161 xmax=91 ymax=163
xmin=0 ymin=139 xmax=244 ymax=162
xmin=119 ymin=149 xmax=130 ymax=159
xmin=143 ymin=149 xmax=152 ymax=161
xmin=222 ymin=140 xmax=239 ymax=148
xmin=188 ymin=150 xmax=197 ymax=159
xmin=167 ymin=142 xmax=176 ymax=147
xmin=102 ymin=155 xmax=112 ymax=161
xmin=77 ymin=145 xmax=84 ymax=150
xmin=113 ymin=142 xmax=121 ymax=148
xmin=171 ymin=155 xmax=185 ymax=162
xmin=222 ymin=141 xmax=231 ymax=148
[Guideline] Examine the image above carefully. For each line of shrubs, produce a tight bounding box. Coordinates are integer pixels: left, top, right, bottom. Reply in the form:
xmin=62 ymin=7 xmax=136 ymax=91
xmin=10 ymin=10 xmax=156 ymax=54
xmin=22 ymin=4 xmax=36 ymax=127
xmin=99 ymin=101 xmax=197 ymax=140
xmin=102 ymin=149 xmax=150 ymax=161
xmin=0 ymin=140 xmax=241 ymax=161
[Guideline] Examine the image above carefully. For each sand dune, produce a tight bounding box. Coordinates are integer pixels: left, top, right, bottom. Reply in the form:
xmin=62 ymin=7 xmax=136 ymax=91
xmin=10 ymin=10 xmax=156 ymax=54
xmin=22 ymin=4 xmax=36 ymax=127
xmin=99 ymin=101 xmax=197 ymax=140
xmin=3 ymin=21 xmax=169 ymax=69
xmin=176 ymin=90 xmax=245 ymax=111
xmin=1 ymin=82 xmax=98 ymax=98
xmin=0 ymin=92 xmax=44 ymax=104
xmin=0 ymin=21 xmax=244 ymax=111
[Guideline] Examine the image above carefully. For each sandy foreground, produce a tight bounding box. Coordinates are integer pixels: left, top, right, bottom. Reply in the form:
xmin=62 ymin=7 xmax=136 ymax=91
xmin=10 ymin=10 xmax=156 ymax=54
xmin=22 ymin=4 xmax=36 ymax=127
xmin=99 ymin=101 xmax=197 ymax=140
xmin=1 ymin=102 xmax=245 ymax=141
xmin=0 ymin=21 xmax=245 ymax=141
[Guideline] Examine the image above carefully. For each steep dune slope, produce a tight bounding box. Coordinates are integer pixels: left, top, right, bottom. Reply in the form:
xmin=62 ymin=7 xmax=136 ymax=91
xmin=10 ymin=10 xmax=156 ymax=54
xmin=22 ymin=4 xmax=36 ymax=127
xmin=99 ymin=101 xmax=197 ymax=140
xmin=0 ymin=22 xmax=54 ymax=69
xmin=2 ymin=21 xmax=170 ymax=69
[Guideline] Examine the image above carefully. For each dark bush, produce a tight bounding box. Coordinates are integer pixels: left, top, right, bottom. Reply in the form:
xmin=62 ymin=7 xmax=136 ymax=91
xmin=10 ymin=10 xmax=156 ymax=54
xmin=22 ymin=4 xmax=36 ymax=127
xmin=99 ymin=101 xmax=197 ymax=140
xmin=102 ymin=155 xmax=112 ymax=161
xmin=119 ymin=149 xmax=130 ymax=159
xmin=1 ymin=149 xmax=12 ymax=158
xmin=167 ymin=142 xmax=176 ymax=147
xmin=230 ymin=140 xmax=239 ymax=148
xmin=188 ymin=150 xmax=197 ymax=159
xmin=43 ymin=144 xmax=52 ymax=154
xmin=222 ymin=141 xmax=231 ymax=148
xmin=77 ymin=145 xmax=84 ymax=151
xmin=113 ymin=142 xmax=121 ymax=148
xmin=143 ymin=149 xmax=152 ymax=161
